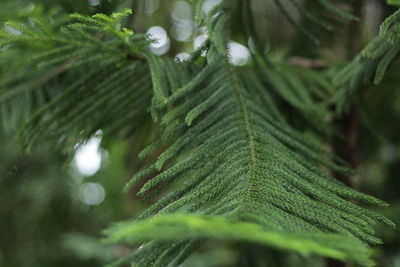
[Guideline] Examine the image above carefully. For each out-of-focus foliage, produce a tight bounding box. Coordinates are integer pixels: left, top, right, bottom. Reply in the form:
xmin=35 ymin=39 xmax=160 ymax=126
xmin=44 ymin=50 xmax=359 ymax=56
xmin=333 ymin=10 xmax=400 ymax=113
xmin=0 ymin=1 xmax=139 ymax=267
xmin=0 ymin=128 xmax=95 ymax=266
xmin=0 ymin=126 xmax=139 ymax=266
xmin=387 ymin=0 xmax=400 ymax=6
xmin=353 ymin=59 xmax=400 ymax=267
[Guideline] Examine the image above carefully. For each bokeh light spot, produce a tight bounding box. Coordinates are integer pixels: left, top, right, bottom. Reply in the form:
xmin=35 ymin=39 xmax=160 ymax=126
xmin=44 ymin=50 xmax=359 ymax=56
xmin=144 ymin=0 xmax=160 ymax=14
xmin=88 ymin=0 xmax=100 ymax=7
xmin=175 ymin=52 xmax=190 ymax=61
xmin=202 ymin=0 xmax=223 ymax=14
xmin=147 ymin=26 xmax=171 ymax=55
xmin=228 ymin=41 xmax=250 ymax=66
xmin=74 ymin=136 xmax=102 ymax=177
xmin=193 ymin=34 xmax=208 ymax=49
xmin=80 ymin=182 xmax=105 ymax=206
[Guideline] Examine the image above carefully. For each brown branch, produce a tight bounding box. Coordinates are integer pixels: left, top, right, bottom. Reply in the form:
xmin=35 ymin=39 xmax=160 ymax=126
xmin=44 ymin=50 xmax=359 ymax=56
xmin=289 ymin=56 xmax=327 ymax=69
xmin=328 ymin=1 xmax=364 ymax=267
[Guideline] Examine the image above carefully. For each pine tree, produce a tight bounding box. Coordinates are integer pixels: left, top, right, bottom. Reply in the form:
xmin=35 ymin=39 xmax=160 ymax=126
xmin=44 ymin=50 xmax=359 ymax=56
xmin=1 ymin=1 xmax=399 ymax=266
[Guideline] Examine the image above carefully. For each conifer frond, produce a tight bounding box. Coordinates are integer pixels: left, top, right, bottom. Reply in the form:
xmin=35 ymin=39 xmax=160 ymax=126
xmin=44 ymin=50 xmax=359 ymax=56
xmin=102 ymin=5 xmax=392 ymax=265
xmin=271 ymin=0 xmax=357 ymax=43
xmin=20 ymin=61 xmax=152 ymax=146
xmin=0 ymin=8 xmax=147 ymax=91
xmin=195 ymin=0 xmax=333 ymax=132
xmin=0 ymin=8 xmax=152 ymax=143
xmin=334 ymin=9 xmax=400 ymax=113
xmin=104 ymin=214 xmax=374 ymax=266
xmin=112 ymin=51 xmax=391 ymax=265
xmin=254 ymin=61 xmax=334 ymax=133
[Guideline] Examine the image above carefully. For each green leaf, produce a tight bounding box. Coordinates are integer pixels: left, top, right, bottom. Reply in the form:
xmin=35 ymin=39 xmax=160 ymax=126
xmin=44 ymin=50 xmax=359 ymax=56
xmin=387 ymin=0 xmax=400 ymax=6
xmin=104 ymin=214 xmax=374 ymax=266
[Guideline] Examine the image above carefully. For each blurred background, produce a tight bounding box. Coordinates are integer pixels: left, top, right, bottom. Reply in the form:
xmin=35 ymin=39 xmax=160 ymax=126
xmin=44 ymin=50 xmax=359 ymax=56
xmin=0 ymin=0 xmax=399 ymax=266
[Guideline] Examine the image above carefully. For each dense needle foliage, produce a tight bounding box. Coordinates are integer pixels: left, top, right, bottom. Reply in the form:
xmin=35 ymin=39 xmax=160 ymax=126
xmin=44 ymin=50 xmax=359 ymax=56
xmin=1 ymin=1 xmax=400 ymax=266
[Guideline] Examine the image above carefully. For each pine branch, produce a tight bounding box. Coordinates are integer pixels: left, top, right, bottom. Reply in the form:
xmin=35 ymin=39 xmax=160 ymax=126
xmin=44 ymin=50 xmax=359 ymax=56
xmin=334 ymin=9 xmax=400 ymax=113
xmin=110 ymin=49 xmax=391 ymax=267
xmin=0 ymin=8 xmax=152 ymax=144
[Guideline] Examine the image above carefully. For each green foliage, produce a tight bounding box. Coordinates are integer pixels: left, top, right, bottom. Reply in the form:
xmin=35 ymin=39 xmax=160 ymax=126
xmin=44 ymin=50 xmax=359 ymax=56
xmin=334 ymin=9 xmax=400 ymax=113
xmin=387 ymin=0 xmax=400 ymax=6
xmin=1 ymin=1 xmax=399 ymax=267
xmin=0 ymin=8 xmax=152 ymax=145
xmin=0 ymin=129 xmax=100 ymax=267
xmin=104 ymin=214 xmax=373 ymax=266
xmin=116 ymin=50 xmax=390 ymax=266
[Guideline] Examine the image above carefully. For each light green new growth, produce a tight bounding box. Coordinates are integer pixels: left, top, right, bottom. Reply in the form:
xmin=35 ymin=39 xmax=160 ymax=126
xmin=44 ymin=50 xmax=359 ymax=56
xmin=104 ymin=214 xmax=373 ymax=266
